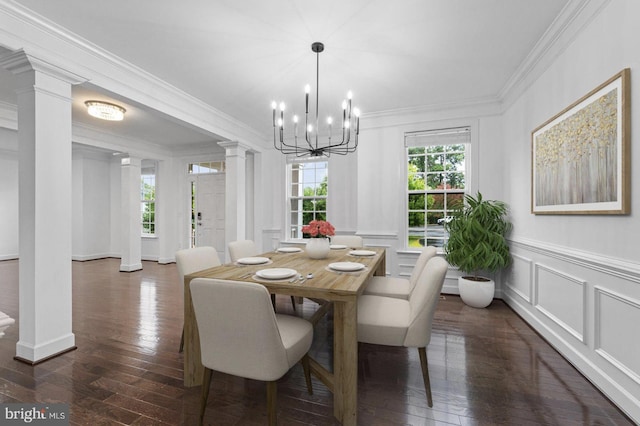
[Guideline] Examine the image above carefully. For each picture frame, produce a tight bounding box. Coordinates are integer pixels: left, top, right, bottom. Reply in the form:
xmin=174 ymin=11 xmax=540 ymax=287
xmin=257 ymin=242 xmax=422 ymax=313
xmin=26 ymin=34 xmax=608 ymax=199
xmin=531 ymin=68 xmax=630 ymax=215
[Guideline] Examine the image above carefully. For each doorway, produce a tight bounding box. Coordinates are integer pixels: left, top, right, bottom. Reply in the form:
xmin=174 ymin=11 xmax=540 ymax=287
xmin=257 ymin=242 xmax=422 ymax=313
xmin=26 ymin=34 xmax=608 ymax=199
xmin=189 ymin=172 xmax=225 ymax=261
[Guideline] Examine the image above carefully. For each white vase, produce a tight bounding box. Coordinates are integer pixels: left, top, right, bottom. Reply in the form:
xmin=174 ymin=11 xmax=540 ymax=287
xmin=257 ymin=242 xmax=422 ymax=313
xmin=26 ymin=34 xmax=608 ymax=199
xmin=458 ymin=276 xmax=495 ymax=308
xmin=306 ymin=238 xmax=331 ymax=259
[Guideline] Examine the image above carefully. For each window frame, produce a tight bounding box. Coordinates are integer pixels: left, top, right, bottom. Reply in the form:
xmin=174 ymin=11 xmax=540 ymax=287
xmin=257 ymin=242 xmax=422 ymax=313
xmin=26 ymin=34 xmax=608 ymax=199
xmin=286 ymin=158 xmax=329 ymax=241
xmin=141 ymin=165 xmax=156 ymax=237
xmin=404 ymin=125 xmax=475 ymax=251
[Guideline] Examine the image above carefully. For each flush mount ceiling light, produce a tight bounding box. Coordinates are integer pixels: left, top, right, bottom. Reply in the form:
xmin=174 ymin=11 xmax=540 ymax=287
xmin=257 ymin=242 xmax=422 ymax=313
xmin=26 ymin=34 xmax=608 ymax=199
xmin=272 ymin=42 xmax=360 ymax=157
xmin=84 ymin=100 xmax=126 ymax=121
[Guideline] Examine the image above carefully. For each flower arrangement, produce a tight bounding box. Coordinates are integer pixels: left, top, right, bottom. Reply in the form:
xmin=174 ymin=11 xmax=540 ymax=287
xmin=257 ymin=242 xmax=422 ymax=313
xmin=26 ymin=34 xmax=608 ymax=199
xmin=301 ymin=220 xmax=335 ymax=238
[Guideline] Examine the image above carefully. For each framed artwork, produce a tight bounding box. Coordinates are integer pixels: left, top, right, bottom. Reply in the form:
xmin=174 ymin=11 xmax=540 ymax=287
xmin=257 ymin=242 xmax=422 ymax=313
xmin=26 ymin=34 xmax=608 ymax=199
xmin=531 ymin=68 xmax=630 ymax=214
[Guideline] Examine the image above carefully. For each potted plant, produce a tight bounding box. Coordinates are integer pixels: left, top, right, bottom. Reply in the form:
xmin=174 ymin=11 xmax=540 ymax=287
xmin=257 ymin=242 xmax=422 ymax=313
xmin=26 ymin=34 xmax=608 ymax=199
xmin=444 ymin=192 xmax=512 ymax=308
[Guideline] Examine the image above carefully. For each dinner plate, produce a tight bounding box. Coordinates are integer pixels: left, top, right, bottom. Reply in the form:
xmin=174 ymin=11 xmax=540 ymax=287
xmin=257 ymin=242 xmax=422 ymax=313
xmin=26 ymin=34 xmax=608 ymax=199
xmin=276 ymin=247 xmax=303 ymax=253
xmin=237 ymin=257 xmax=270 ymax=265
xmin=255 ymin=268 xmax=298 ymax=280
xmin=349 ymin=250 xmax=376 ymax=256
xmin=330 ymin=244 xmax=347 ymax=250
xmin=329 ymin=262 xmax=366 ymax=272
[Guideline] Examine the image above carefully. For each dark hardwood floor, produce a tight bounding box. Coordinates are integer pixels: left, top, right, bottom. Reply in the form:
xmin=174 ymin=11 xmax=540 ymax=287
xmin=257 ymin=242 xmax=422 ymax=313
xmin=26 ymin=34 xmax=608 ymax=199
xmin=0 ymin=258 xmax=633 ymax=425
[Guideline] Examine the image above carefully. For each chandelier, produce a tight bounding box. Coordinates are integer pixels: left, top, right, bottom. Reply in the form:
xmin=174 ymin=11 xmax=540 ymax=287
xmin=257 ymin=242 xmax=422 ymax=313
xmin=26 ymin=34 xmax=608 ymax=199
xmin=85 ymin=100 xmax=126 ymax=121
xmin=272 ymin=42 xmax=360 ymax=157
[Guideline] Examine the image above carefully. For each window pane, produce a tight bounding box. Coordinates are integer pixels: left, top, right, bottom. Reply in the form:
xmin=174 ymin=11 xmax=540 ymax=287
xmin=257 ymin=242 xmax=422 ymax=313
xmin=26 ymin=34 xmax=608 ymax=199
xmin=447 ymin=193 xmax=465 ymax=209
xmin=426 ymin=173 xmax=444 ymax=190
xmin=408 ymin=194 xmax=425 ymax=210
xmin=288 ymin=161 xmax=328 ymax=237
xmin=431 ymin=193 xmax=444 ymax=210
xmin=406 ymin=139 xmax=468 ymax=249
xmin=408 ymin=212 xmax=425 ymax=228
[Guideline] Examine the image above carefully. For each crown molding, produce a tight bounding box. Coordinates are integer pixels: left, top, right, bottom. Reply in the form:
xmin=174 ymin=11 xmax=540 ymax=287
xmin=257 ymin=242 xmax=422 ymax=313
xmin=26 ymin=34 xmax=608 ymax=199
xmin=499 ymin=0 xmax=612 ymax=110
xmin=0 ymin=0 xmax=268 ymax=147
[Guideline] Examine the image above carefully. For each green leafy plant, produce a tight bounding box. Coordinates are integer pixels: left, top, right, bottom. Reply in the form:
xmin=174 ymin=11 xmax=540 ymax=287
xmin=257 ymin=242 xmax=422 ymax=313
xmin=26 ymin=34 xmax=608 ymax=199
xmin=444 ymin=192 xmax=512 ymax=280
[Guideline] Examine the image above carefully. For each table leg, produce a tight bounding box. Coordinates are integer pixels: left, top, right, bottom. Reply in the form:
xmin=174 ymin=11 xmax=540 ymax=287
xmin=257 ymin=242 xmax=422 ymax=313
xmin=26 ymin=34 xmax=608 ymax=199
xmin=333 ymin=298 xmax=357 ymax=425
xmin=184 ymin=276 xmax=203 ymax=386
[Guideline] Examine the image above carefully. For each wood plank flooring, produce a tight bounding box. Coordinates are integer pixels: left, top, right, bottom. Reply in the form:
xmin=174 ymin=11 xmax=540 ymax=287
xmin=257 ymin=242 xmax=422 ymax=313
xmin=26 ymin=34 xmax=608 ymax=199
xmin=0 ymin=258 xmax=633 ymax=425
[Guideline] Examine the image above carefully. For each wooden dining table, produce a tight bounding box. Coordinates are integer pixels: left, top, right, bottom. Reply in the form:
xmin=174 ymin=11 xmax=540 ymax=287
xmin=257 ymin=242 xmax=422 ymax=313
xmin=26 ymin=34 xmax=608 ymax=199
xmin=183 ymin=245 xmax=386 ymax=425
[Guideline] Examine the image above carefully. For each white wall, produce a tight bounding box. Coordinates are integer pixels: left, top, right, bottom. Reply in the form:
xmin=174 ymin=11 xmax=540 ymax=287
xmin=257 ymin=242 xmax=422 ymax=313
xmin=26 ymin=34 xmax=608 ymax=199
xmin=501 ymin=0 xmax=640 ymax=421
xmin=0 ymin=128 xmax=18 ymax=260
xmin=72 ymin=148 xmax=112 ymax=260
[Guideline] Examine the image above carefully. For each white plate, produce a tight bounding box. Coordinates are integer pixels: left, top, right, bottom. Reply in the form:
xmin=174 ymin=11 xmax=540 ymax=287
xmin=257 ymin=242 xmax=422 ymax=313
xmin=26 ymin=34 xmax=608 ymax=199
xmin=330 ymin=244 xmax=347 ymax=250
xmin=349 ymin=250 xmax=376 ymax=256
xmin=276 ymin=247 xmax=302 ymax=253
xmin=237 ymin=257 xmax=270 ymax=265
xmin=256 ymin=268 xmax=298 ymax=280
xmin=329 ymin=262 xmax=366 ymax=272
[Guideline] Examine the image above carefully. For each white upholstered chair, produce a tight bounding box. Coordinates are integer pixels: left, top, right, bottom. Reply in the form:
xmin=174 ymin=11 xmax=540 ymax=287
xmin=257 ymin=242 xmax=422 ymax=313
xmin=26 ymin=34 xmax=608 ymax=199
xmin=228 ymin=239 xmax=259 ymax=262
xmin=190 ymin=278 xmax=313 ymax=426
xmin=228 ymin=239 xmax=297 ymax=311
xmin=363 ymin=245 xmax=437 ymax=299
xmin=357 ymin=256 xmax=448 ymax=407
xmin=330 ymin=235 xmax=363 ymax=247
xmin=175 ymin=246 xmax=221 ymax=352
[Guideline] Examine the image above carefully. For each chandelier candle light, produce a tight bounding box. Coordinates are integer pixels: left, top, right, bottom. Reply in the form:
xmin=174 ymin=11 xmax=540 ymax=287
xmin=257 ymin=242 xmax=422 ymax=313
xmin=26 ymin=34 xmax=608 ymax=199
xmin=272 ymin=42 xmax=360 ymax=157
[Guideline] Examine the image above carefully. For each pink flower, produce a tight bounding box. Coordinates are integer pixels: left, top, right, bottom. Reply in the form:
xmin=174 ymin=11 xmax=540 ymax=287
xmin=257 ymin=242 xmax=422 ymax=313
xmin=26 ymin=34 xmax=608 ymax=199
xmin=301 ymin=220 xmax=335 ymax=238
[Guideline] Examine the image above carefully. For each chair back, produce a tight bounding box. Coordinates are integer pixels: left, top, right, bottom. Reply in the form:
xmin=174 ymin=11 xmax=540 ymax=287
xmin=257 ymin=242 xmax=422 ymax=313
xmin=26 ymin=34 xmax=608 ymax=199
xmin=404 ymin=257 xmax=448 ymax=348
xmin=331 ymin=235 xmax=363 ymax=247
xmin=408 ymin=246 xmax=438 ymax=290
xmin=228 ymin=239 xmax=259 ymax=262
xmin=190 ymin=278 xmax=291 ymax=381
xmin=175 ymin=246 xmax=221 ymax=282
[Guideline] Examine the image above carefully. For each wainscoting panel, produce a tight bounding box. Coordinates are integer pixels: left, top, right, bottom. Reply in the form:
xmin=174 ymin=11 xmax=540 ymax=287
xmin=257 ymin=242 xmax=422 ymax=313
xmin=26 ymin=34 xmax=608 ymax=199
xmin=504 ymin=238 xmax=640 ymax=424
xmin=594 ymin=287 xmax=640 ymax=385
xmin=534 ymin=263 xmax=586 ymax=343
xmin=504 ymin=253 xmax=532 ymax=303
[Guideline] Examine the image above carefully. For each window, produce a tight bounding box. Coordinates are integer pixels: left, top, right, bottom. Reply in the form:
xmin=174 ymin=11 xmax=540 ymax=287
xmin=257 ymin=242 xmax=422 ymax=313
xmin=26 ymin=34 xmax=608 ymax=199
xmin=141 ymin=168 xmax=156 ymax=236
xmin=288 ymin=160 xmax=328 ymax=239
xmin=188 ymin=161 xmax=225 ymax=174
xmin=406 ymin=127 xmax=469 ymax=248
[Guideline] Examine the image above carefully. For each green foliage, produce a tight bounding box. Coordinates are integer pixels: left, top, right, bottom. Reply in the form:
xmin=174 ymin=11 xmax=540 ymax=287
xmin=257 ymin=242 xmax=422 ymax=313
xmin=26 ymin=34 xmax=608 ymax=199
xmin=302 ymin=175 xmax=328 ymax=224
xmin=444 ymin=192 xmax=512 ymax=278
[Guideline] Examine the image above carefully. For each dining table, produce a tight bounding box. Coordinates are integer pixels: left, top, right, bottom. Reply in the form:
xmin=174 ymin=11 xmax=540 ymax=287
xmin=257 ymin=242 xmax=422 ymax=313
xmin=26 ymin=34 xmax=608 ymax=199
xmin=183 ymin=244 xmax=386 ymax=426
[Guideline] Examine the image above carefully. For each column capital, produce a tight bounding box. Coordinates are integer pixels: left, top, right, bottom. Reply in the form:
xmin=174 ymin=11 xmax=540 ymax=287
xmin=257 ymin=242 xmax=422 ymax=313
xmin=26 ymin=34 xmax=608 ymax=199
xmin=218 ymin=140 xmax=252 ymax=157
xmin=0 ymin=49 xmax=87 ymax=85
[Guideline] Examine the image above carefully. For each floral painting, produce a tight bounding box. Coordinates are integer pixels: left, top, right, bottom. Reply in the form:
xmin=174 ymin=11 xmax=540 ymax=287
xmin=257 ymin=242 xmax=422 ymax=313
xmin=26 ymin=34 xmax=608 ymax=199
xmin=531 ymin=69 xmax=630 ymax=214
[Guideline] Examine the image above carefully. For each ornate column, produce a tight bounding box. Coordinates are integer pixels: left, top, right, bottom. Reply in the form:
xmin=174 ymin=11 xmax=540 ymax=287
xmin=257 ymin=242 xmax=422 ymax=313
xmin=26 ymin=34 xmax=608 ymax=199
xmin=0 ymin=49 xmax=85 ymax=363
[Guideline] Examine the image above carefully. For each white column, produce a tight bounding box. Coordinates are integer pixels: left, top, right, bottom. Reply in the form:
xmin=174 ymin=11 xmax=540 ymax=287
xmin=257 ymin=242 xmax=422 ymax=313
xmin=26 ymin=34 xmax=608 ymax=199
xmin=0 ymin=50 xmax=85 ymax=363
xmin=219 ymin=141 xmax=249 ymax=260
xmin=120 ymin=156 xmax=143 ymax=272
xmin=157 ymin=158 xmax=177 ymax=264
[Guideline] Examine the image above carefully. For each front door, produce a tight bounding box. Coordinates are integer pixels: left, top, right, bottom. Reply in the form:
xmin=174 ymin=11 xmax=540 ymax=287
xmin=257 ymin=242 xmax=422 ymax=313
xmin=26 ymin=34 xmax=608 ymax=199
xmin=192 ymin=173 xmax=225 ymax=261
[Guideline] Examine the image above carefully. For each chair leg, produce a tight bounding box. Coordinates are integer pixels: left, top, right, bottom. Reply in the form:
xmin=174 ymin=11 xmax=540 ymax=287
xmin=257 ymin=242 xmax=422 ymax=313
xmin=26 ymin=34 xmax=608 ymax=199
xmin=199 ymin=368 xmax=213 ymax=425
xmin=179 ymin=325 xmax=184 ymax=353
xmin=418 ymin=347 xmax=433 ymax=407
xmin=266 ymin=381 xmax=277 ymax=426
xmin=301 ymin=355 xmax=313 ymax=395
xmin=290 ymin=296 xmax=297 ymax=312
xmin=271 ymin=294 xmax=276 ymax=311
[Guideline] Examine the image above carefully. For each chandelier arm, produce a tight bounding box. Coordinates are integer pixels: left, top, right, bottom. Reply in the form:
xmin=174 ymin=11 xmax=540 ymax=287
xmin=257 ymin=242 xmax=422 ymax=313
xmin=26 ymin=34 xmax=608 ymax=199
xmin=272 ymin=41 xmax=359 ymax=159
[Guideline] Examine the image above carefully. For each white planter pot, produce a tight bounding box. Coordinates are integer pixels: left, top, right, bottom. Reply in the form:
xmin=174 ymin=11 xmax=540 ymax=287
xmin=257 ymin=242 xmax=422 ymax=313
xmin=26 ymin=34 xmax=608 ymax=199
xmin=305 ymin=238 xmax=331 ymax=259
xmin=458 ymin=276 xmax=495 ymax=308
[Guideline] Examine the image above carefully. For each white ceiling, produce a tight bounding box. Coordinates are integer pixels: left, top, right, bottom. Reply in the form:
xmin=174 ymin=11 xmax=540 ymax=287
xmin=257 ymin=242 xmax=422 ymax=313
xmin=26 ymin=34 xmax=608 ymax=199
xmin=1 ymin=0 xmax=571 ymax=153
